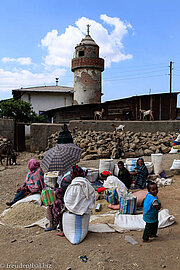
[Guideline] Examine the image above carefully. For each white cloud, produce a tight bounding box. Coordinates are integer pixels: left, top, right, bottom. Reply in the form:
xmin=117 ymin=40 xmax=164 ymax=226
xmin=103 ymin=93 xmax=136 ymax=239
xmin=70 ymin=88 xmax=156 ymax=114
xmin=41 ymin=27 xmax=83 ymax=67
xmin=0 ymin=15 xmax=133 ymax=99
xmin=41 ymin=14 xmax=133 ymax=68
xmin=2 ymin=57 xmax=32 ymax=65
xmin=0 ymin=68 xmax=66 ymax=94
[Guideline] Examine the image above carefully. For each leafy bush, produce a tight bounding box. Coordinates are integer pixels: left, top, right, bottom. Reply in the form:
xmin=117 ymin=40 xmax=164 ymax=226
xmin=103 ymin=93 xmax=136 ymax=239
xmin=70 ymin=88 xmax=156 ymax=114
xmin=0 ymin=98 xmax=44 ymax=123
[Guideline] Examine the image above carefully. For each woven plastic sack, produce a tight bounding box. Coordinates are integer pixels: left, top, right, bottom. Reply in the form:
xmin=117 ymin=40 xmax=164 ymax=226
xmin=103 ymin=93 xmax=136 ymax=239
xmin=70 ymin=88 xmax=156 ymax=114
xmin=83 ymin=167 xmax=99 ymax=183
xmin=169 ymin=147 xmax=178 ymax=154
xmin=62 ymin=211 xmax=90 ymax=244
xmin=170 ymin=159 xmax=180 ymax=170
xmin=151 ymin=153 xmax=163 ymax=174
xmin=99 ymin=159 xmax=114 ymax=174
xmin=41 ymin=189 xmax=56 ymax=206
xmin=126 ymin=158 xmax=138 ymax=172
xmin=119 ymin=194 xmax=137 ymax=214
xmin=144 ymin=162 xmax=154 ymax=174
xmin=105 ymin=188 xmax=119 ymax=205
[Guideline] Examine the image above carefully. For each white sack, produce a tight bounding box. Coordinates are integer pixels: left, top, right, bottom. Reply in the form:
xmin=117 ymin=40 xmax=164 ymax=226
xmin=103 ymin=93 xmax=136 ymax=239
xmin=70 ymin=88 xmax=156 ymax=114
xmin=63 ymin=212 xmax=90 ymax=244
xmin=99 ymin=159 xmax=114 ymax=174
xmin=10 ymin=194 xmax=41 ymax=208
xmin=151 ymin=153 xmax=163 ymax=174
xmin=144 ymin=162 xmax=154 ymax=174
xmin=170 ymin=159 xmax=180 ymax=170
xmin=103 ymin=176 xmax=128 ymax=197
xmin=169 ymin=147 xmax=178 ymax=154
xmin=113 ymin=164 xmax=119 ymax=177
xmin=175 ymin=134 xmax=180 ymax=142
xmin=64 ymin=177 xmax=95 ymax=215
xmin=114 ymin=209 xmax=175 ymax=231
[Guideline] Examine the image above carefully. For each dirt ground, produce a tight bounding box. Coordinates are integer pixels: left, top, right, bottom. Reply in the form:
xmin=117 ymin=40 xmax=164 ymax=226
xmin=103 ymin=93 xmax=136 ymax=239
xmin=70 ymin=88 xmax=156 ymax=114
xmin=0 ymin=152 xmax=180 ymax=270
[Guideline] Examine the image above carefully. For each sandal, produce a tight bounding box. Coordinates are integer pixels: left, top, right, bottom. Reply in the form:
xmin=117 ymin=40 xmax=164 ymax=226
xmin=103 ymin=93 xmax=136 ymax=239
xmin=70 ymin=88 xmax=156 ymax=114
xmin=56 ymin=232 xmax=64 ymax=236
xmin=44 ymin=226 xmax=56 ymax=232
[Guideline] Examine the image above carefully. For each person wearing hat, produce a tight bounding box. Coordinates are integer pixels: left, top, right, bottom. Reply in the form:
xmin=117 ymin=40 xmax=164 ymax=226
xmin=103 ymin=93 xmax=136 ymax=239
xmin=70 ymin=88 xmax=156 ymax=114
xmin=97 ymin=171 xmax=112 ymax=193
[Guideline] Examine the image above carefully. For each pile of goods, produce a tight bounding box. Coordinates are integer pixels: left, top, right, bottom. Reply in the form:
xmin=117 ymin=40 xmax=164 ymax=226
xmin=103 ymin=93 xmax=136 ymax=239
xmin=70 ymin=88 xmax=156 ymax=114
xmin=44 ymin=130 xmax=178 ymax=160
xmin=1 ymin=202 xmax=46 ymax=227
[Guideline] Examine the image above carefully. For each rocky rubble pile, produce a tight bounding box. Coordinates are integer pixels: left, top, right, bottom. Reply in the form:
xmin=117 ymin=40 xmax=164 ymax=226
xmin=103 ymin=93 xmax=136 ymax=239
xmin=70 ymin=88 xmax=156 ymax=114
xmin=46 ymin=130 xmax=178 ymax=160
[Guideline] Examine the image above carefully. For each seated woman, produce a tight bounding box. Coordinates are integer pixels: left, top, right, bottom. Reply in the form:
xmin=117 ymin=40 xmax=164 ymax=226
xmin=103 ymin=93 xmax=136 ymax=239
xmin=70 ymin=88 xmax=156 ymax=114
xmin=117 ymin=161 xmax=132 ymax=189
xmin=131 ymin=158 xmax=148 ymax=189
xmin=60 ymin=165 xmax=87 ymax=192
xmin=6 ymin=159 xmax=45 ymax=207
xmin=45 ymin=165 xmax=87 ymax=235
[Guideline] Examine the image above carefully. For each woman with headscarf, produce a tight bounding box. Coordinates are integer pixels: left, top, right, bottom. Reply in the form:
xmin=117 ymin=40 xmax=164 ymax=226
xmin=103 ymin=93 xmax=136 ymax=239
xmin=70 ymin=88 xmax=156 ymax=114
xmin=60 ymin=165 xmax=87 ymax=192
xmin=6 ymin=159 xmax=45 ymax=206
xmin=45 ymin=165 xmax=87 ymax=235
xmin=131 ymin=158 xmax=148 ymax=189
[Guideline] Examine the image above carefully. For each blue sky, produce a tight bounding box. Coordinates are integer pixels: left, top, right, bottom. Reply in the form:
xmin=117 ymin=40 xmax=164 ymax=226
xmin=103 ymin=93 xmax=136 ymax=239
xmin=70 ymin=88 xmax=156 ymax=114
xmin=1 ymin=0 xmax=180 ymax=105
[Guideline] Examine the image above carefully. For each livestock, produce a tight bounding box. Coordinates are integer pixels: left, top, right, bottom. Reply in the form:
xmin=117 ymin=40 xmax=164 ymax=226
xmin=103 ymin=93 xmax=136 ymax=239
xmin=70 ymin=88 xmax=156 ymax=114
xmin=140 ymin=109 xmax=154 ymax=121
xmin=94 ymin=108 xmax=105 ymax=120
xmin=0 ymin=143 xmax=17 ymax=166
xmin=112 ymin=124 xmax=125 ymax=131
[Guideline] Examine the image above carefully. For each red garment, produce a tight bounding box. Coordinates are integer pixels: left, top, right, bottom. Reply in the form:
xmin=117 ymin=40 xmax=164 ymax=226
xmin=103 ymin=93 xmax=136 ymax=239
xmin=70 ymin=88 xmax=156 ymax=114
xmin=97 ymin=187 xmax=106 ymax=193
xmin=101 ymin=171 xmax=112 ymax=177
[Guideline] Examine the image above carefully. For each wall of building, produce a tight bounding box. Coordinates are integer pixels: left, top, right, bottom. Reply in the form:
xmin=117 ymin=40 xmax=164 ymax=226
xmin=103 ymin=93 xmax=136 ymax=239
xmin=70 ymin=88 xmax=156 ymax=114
xmin=73 ymin=68 xmax=102 ymax=105
xmin=22 ymin=92 xmax=73 ymax=114
xmin=0 ymin=118 xmax=14 ymax=144
xmin=30 ymin=120 xmax=180 ymax=152
xmin=46 ymin=93 xmax=178 ymax=122
xmin=30 ymin=123 xmax=62 ymax=152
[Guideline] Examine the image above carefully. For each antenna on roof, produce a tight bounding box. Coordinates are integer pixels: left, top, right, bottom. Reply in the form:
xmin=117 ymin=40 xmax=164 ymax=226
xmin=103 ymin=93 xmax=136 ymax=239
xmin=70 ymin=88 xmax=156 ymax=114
xmin=56 ymin=78 xmax=59 ymax=86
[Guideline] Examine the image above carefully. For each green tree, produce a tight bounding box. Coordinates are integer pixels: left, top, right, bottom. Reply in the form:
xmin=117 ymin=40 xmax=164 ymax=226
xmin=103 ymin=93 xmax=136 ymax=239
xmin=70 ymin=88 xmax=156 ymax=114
xmin=0 ymin=98 xmax=44 ymax=123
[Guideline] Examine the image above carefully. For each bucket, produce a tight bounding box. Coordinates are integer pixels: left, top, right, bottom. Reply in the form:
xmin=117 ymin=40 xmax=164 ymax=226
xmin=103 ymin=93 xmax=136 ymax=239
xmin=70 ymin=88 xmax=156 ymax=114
xmin=99 ymin=159 xmax=114 ymax=174
xmin=44 ymin=172 xmax=58 ymax=189
xmin=151 ymin=153 xmax=163 ymax=174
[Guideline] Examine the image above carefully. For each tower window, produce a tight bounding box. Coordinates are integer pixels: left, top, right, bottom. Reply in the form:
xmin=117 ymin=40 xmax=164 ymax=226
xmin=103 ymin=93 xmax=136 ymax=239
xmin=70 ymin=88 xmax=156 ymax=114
xmin=79 ymin=51 xmax=84 ymax=57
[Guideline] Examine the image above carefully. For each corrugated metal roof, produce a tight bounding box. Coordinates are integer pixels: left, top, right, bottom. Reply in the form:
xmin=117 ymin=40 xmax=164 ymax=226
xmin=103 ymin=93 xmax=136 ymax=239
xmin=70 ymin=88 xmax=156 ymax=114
xmin=12 ymin=85 xmax=74 ymax=93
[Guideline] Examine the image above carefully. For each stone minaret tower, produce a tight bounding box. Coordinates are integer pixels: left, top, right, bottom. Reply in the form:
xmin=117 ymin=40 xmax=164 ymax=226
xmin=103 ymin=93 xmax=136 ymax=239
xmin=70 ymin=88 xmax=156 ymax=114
xmin=71 ymin=25 xmax=104 ymax=105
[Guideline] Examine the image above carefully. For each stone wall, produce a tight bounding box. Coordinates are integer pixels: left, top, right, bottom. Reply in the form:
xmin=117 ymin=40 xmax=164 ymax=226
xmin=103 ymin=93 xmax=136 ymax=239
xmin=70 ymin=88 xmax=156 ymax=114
xmin=69 ymin=120 xmax=180 ymax=133
xmin=0 ymin=118 xmax=14 ymax=144
xmin=30 ymin=120 xmax=180 ymax=152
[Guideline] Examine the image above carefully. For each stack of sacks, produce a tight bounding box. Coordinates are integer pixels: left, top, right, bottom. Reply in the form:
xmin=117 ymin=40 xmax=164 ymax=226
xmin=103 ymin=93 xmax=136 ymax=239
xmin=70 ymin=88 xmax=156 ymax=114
xmin=63 ymin=177 xmax=95 ymax=244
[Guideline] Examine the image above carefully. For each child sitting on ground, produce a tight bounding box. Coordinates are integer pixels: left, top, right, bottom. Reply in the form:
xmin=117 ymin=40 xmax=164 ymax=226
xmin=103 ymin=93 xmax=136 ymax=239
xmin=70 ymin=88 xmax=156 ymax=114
xmin=143 ymin=181 xmax=161 ymax=242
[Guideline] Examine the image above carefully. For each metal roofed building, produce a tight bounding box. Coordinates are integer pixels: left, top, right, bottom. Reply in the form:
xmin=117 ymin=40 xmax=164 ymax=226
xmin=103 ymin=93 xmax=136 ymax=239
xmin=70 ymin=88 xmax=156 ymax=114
xmin=12 ymin=85 xmax=74 ymax=115
xmin=44 ymin=92 xmax=179 ymax=122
